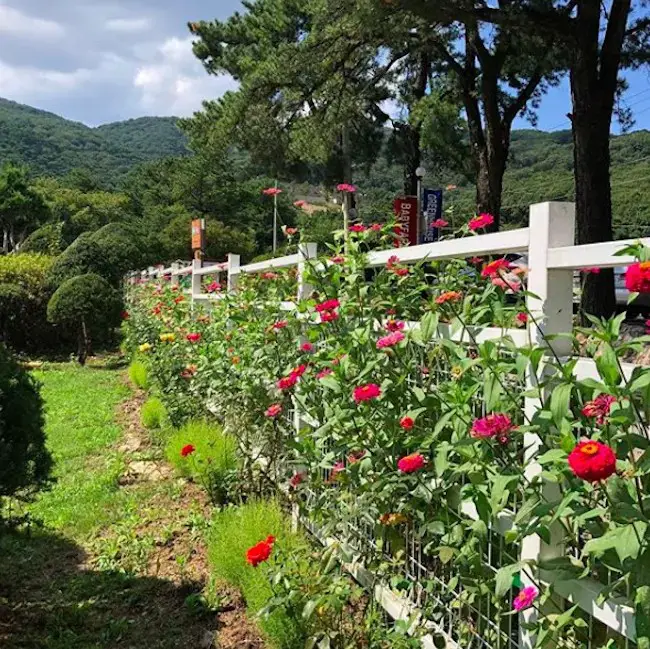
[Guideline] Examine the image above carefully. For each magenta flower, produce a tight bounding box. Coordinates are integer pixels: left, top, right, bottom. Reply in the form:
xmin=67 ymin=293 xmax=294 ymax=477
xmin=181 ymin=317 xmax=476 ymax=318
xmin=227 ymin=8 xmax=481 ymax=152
xmin=468 ymin=213 xmax=495 ymax=231
xmin=376 ymin=331 xmax=405 ymax=349
xmin=263 ymin=187 xmax=282 ymax=196
xmin=337 ymin=183 xmax=357 ymax=193
xmin=513 ymin=586 xmax=539 ymax=612
xmin=471 ymin=413 xmax=514 ymax=441
xmin=431 ymin=219 xmax=449 ymax=228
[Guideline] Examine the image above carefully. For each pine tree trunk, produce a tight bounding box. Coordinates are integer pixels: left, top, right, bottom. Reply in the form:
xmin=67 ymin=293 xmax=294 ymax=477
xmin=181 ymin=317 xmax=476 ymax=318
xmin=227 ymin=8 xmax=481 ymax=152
xmin=77 ymin=317 xmax=89 ymax=365
xmin=474 ymin=143 xmax=505 ymax=231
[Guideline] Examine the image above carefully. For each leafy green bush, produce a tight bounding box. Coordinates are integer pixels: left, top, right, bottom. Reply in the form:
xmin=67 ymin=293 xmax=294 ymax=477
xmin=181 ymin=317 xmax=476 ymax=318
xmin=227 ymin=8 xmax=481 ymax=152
xmin=166 ymin=420 xmax=238 ymax=504
xmin=141 ymin=397 xmax=166 ymax=429
xmin=0 ymin=345 xmax=52 ymax=508
xmin=47 ymin=273 xmax=121 ymax=364
xmin=207 ymin=500 xmax=306 ymax=648
xmin=21 ymin=222 xmax=65 ymax=255
xmin=0 ymin=253 xmax=59 ymax=352
xmin=128 ymin=360 xmax=148 ymax=389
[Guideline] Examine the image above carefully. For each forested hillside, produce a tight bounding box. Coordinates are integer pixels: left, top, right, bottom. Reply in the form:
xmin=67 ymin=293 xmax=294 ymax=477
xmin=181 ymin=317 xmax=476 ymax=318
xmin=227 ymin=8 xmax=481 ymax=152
xmin=0 ymin=98 xmax=188 ymax=185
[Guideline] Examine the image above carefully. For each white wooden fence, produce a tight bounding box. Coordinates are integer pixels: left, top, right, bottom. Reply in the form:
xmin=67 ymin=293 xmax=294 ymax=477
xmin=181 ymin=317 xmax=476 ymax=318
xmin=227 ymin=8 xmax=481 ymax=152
xmin=135 ymin=203 xmax=650 ymax=649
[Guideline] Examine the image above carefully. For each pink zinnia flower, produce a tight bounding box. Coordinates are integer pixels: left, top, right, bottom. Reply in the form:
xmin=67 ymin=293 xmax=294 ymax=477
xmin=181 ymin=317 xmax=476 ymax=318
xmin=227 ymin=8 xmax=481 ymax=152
xmin=262 ymin=272 xmax=279 ymax=280
xmin=581 ymin=267 xmax=601 ymax=275
xmin=625 ymin=262 xmax=650 ymax=293
xmin=289 ymin=472 xmax=305 ymax=488
xmin=468 ymin=213 xmax=495 ymax=231
xmin=285 ymin=227 xmax=298 ymax=236
xmin=513 ymin=586 xmax=539 ymax=612
xmin=337 ymin=183 xmax=357 ymax=193
xmin=330 ymin=255 xmax=345 ymax=264
xmin=353 ymin=383 xmax=381 ymax=403
xmin=469 ymin=256 xmax=483 ymax=265
xmin=294 ymin=200 xmax=307 ymax=208
xmin=645 ymin=319 xmax=650 ymax=334
xmin=471 ymin=414 xmax=514 ymax=441
xmin=492 ymin=276 xmax=521 ymax=292
xmin=397 ymin=454 xmax=425 ymax=473
xmin=186 ymin=332 xmax=201 ymax=343
xmin=317 ymin=368 xmax=333 ymax=380
xmin=386 ymin=255 xmax=400 ymax=269
xmin=273 ymin=320 xmax=289 ymax=330
xmin=206 ymin=281 xmax=221 ymax=293
xmin=292 ymin=364 xmax=308 ymax=378
xmin=581 ymin=394 xmax=616 ymax=425
xmin=431 ymin=219 xmax=449 ymax=228
xmin=349 ymin=224 xmax=366 ymax=233
xmin=300 ymin=342 xmax=314 ymax=353
xmin=376 ymin=331 xmax=405 ymax=349
xmin=263 ymin=187 xmax=282 ymax=196
xmin=265 ymin=403 xmax=283 ymax=418
xmin=370 ymin=223 xmax=382 ymax=231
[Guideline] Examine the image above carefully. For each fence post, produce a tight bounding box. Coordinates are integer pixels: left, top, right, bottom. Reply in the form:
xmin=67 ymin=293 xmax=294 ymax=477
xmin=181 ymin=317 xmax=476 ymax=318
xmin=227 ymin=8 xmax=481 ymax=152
xmin=227 ymin=254 xmax=240 ymax=292
xmin=191 ymin=258 xmax=202 ymax=302
xmin=520 ymin=202 xmax=575 ymax=648
xmin=171 ymin=262 xmax=180 ymax=288
xmin=297 ymin=242 xmax=318 ymax=301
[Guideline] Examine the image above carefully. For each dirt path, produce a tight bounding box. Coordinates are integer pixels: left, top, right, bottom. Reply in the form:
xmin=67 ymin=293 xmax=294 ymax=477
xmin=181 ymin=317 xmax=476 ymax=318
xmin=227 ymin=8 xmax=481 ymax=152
xmin=0 ymin=367 xmax=265 ymax=649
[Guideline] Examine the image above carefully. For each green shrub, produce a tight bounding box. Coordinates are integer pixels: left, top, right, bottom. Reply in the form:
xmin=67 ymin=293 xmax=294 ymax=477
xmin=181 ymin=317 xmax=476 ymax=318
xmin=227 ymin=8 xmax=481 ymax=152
xmin=21 ymin=222 xmax=65 ymax=255
xmin=207 ymin=500 xmax=306 ymax=648
xmin=0 ymin=253 xmax=59 ymax=352
xmin=128 ymin=360 xmax=148 ymax=389
xmin=166 ymin=420 xmax=238 ymax=504
xmin=0 ymin=345 xmax=52 ymax=508
xmin=47 ymin=273 xmax=121 ymax=364
xmin=141 ymin=397 xmax=166 ymax=429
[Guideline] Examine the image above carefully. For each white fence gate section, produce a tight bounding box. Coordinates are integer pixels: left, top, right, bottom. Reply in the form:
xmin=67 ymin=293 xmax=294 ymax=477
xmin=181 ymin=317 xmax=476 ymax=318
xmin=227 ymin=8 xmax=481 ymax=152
xmin=135 ymin=203 xmax=650 ymax=649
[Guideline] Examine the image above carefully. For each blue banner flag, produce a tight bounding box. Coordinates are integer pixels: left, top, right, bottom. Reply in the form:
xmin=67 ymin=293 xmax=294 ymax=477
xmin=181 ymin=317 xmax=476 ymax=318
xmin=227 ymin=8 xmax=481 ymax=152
xmin=421 ymin=189 xmax=443 ymax=243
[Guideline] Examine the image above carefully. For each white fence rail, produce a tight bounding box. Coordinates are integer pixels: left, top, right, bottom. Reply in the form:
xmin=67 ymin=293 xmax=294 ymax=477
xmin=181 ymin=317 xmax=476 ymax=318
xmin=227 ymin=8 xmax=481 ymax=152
xmin=133 ymin=203 xmax=650 ymax=649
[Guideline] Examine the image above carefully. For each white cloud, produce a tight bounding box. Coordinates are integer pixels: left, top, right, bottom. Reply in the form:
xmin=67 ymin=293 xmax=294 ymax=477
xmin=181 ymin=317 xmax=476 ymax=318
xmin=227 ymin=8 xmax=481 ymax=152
xmin=0 ymin=4 xmax=65 ymax=39
xmin=106 ymin=17 xmax=151 ymax=33
xmin=133 ymin=36 xmax=237 ymax=116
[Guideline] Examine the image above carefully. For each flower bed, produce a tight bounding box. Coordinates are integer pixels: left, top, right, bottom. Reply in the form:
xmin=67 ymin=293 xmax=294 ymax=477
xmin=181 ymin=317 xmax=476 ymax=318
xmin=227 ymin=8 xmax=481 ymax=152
xmin=124 ymin=222 xmax=650 ymax=649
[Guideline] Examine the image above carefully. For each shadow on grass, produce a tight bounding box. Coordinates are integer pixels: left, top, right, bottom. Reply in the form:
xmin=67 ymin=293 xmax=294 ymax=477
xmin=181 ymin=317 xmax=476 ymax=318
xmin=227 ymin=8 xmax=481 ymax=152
xmin=0 ymin=528 xmax=215 ymax=649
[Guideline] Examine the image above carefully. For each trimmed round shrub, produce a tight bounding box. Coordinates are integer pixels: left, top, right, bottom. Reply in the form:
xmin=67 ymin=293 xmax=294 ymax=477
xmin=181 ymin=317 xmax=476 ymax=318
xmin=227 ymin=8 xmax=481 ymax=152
xmin=166 ymin=420 xmax=238 ymax=504
xmin=47 ymin=273 xmax=121 ymax=364
xmin=0 ymin=345 xmax=52 ymax=505
xmin=141 ymin=397 xmax=166 ymax=430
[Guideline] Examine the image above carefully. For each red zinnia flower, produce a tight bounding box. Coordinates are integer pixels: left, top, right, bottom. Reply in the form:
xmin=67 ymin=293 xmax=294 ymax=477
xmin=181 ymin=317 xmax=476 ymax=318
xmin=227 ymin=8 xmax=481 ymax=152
xmin=181 ymin=444 xmax=195 ymax=458
xmin=468 ymin=213 xmax=495 ymax=231
xmin=289 ymin=472 xmax=305 ymax=488
xmin=349 ymin=224 xmax=366 ymax=233
xmin=300 ymin=342 xmax=314 ymax=353
xmin=330 ymin=255 xmax=345 ymax=264
xmin=174 ymin=295 xmax=185 ymax=304
xmin=435 ymin=290 xmax=461 ymax=305
xmin=277 ymin=374 xmax=298 ymax=391
xmin=481 ymin=258 xmax=511 ymax=278
xmin=646 ymin=319 xmax=650 ymax=334
xmin=292 ymin=364 xmax=308 ymax=378
xmin=246 ymin=537 xmax=275 ymax=567
xmin=385 ymin=319 xmax=405 ymax=332
xmin=469 ymin=256 xmax=483 ymax=265
xmin=431 ymin=219 xmax=448 ymax=228
xmin=568 ymin=440 xmax=617 ymax=482
xmin=186 ymin=332 xmax=201 ymax=343
xmin=121 ymin=310 xmax=130 ymax=320
xmin=400 ymin=416 xmax=414 ymax=430
xmin=337 ymin=183 xmax=357 ymax=193
xmin=582 ymin=394 xmax=616 ymax=425
xmin=353 ymin=383 xmax=381 ymax=403
xmin=320 ymin=310 xmax=339 ymax=323
xmin=265 ymin=403 xmax=283 ymax=418
xmin=285 ymin=227 xmax=298 ymax=236
xmin=317 ymin=368 xmax=333 ymax=380
xmin=516 ymin=312 xmax=528 ymax=325
xmin=376 ymin=331 xmax=405 ymax=349
xmin=397 ymin=453 xmax=425 ymax=473
xmin=370 ymin=223 xmax=382 ymax=231
xmin=625 ymin=262 xmax=650 ymax=293
xmin=273 ymin=320 xmax=288 ymax=331
xmin=262 ymin=272 xmax=279 ymax=280
xmin=315 ymin=299 xmax=340 ymax=313
xmin=471 ymin=414 xmax=514 ymax=441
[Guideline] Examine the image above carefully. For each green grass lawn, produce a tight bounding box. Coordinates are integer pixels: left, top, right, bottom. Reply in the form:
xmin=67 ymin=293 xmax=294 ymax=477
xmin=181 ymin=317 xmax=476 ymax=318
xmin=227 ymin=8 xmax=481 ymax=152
xmin=28 ymin=364 xmax=131 ymax=536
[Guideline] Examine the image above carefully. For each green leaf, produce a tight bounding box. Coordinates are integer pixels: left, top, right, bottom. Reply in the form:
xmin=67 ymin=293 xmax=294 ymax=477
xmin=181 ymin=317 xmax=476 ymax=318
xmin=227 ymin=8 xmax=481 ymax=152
xmin=550 ymin=383 xmax=572 ymax=427
xmin=438 ymin=546 xmax=455 ymax=564
xmin=490 ymin=474 xmax=519 ymax=511
xmin=583 ymin=522 xmax=648 ymax=562
xmin=495 ymin=562 xmax=524 ymax=597
xmin=303 ymin=599 xmax=318 ymax=620
xmin=629 ymin=371 xmax=650 ymax=394
xmin=419 ymin=311 xmax=438 ymax=343
xmin=596 ymin=344 xmax=622 ymax=386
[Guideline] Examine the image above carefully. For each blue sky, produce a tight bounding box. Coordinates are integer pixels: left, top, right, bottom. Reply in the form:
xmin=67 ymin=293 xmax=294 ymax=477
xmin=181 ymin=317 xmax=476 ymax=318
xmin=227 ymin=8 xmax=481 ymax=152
xmin=1 ymin=0 xmax=649 ymax=132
